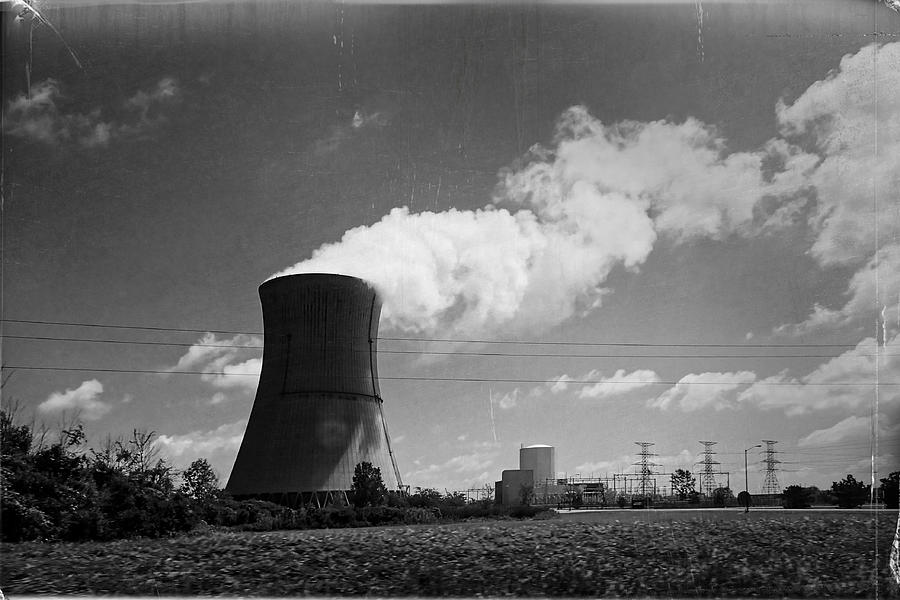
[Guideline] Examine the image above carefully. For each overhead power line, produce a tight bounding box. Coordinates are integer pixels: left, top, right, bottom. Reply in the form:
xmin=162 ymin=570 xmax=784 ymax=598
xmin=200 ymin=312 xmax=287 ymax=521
xmin=2 ymin=333 xmax=891 ymax=359
xmin=0 ymin=318 xmax=870 ymax=349
xmin=2 ymin=364 xmax=900 ymax=386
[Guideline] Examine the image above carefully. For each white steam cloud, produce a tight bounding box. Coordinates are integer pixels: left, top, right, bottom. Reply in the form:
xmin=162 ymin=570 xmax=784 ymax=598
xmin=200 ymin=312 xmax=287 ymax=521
xmin=274 ymin=42 xmax=898 ymax=338
xmin=274 ymin=111 xmax=796 ymax=336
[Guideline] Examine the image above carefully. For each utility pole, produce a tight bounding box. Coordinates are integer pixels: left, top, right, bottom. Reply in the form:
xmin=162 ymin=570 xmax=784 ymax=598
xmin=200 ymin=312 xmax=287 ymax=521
xmin=744 ymin=444 xmax=762 ymax=513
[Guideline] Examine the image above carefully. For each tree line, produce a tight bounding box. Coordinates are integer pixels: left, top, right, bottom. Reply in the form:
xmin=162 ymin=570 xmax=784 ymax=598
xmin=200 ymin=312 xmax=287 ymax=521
xmin=0 ymin=410 xmax=544 ymax=543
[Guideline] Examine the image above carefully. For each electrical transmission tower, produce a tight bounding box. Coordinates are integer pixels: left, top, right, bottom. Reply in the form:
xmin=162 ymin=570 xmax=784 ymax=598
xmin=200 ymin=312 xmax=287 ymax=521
xmin=760 ymin=440 xmax=781 ymax=495
xmin=696 ymin=441 xmax=720 ymax=497
xmin=633 ymin=442 xmax=660 ymax=498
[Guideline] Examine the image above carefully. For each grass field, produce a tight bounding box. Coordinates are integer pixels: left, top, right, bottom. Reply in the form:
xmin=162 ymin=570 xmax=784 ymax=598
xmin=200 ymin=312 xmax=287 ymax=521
xmin=2 ymin=509 xmax=898 ymax=597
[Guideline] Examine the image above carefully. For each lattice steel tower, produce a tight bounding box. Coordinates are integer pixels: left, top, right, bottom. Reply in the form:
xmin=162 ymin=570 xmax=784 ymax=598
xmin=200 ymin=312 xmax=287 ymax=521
xmin=696 ymin=441 xmax=720 ymax=497
xmin=760 ymin=440 xmax=781 ymax=495
xmin=633 ymin=442 xmax=659 ymax=497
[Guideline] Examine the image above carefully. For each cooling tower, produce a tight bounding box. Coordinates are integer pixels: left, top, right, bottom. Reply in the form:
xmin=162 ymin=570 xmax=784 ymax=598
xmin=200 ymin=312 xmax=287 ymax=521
xmin=226 ymin=273 xmax=401 ymax=506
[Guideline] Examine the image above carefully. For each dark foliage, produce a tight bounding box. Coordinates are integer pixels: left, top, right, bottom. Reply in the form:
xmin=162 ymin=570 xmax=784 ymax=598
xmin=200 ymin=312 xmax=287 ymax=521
xmin=349 ymin=462 xmax=387 ymax=508
xmin=782 ymin=485 xmax=812 ymax=509
xmin=1 ymin=411 xmax=197 ymax=542
xmin=180 ymin=458 xmax=220 ymax=502
xmin=671 ymin=469 xmax=697 ymax=500
xmin=831 ymin=474 xmax=870 ymax=508
xmin=880 ymin=471 xmax=899 ymax=509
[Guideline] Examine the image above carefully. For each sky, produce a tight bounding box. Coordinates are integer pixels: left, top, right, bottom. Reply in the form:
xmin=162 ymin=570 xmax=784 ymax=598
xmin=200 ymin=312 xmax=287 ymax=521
xmin=1 ymin=0 xmax=899 ymax=495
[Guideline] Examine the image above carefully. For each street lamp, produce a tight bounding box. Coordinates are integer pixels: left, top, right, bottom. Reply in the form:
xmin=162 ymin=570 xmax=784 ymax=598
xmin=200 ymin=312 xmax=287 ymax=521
xmin=744 ymin=444 xmax=762 ymax=513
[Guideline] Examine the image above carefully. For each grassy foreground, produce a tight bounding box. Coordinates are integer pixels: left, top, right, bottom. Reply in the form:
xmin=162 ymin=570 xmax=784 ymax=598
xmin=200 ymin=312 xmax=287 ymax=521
xmin=2 ymin=512 xmax=898 ymax=597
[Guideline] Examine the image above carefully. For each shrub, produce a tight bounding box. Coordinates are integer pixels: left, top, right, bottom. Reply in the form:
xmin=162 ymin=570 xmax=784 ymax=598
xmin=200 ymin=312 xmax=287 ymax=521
xmin=782 ymin=485 xmax=812 ymax=509
xmin=880 ymin=472 xmax=899 ymax=509
xmin=831 ymin=474 xmax=870 ymax=508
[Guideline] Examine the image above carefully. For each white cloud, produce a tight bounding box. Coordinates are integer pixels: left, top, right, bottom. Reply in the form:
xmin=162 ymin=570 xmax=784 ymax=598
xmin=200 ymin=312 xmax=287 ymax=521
xmin=207 ymin=392 xmax=228 ymax=405
xmin=403 ymin=442 xmax=501 ymax=489
xmin=649 ymin=371 xmax=756 ymax=412
xmin=3 ymin=77 xmax=180 ymax=147
xmin=738 ymin=334 xmax=900 ymax=416
xmin=548 ymin=375 xmax=572 ymax=395
xmin=155 ymin=419 xmax=247 ymax=462
xmin=576 ymin=369 xmax=660 ymax=399
xmin=496 ymin=389 xmax=519 ymax=410
xmin=778 ymin=243 xmax=900 ymax=337
xmin=203 ymin=357 xmax=262 ymax=390
xmin=797 ymin=415 xmax=891 ymax=448
xmin=38 ymin=379 xmax=111 ymax=421
xmin=573 ymin=454 xmax=633 ymax=476
xmin=169 ymin=333 xmax=262 ymax=392
xmin=776 ymin=42 xmax=900 ymax=267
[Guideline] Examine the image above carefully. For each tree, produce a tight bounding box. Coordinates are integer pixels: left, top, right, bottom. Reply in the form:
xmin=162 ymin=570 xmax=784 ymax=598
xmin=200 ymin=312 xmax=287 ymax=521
xmin=831 ymin=474 xmax=870 ymax=508
xmin=350 ymin=462 xmax=387 ymax=508
xmin=0 ymin=408 xmax=33 ymax=456
xmin=408 ymin=487 xmax=442 ymax=508
xmin=782 ymin=485 xmax=812 ymax=509
xmin=671 ymin=469 xmax=696 ymax=500
xmin=712 ymin=486 xmax=734 ymax=507
xmin=880 ymin=471 xmax=899 ymax=509
xmin=180 ymin=458 xmax=220 ymax=502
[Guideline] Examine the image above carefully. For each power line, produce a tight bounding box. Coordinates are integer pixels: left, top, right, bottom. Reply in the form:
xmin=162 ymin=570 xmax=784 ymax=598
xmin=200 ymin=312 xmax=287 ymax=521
xmin=2 ymin=333 xmax=891 ymax=359
xmin=0 ymin=318 xmax=870 ymax=349
xmin=2 ymin=364 xmax=900 ymax=385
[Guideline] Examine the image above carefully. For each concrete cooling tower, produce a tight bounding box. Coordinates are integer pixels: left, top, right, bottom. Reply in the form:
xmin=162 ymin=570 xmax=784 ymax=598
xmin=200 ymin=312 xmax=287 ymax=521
xmin=226 ymin=273 xmax=402 ymax=507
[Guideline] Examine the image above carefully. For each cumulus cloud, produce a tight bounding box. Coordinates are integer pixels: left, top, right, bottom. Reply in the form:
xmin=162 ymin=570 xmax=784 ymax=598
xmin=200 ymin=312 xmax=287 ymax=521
xmin=3 ymin=77 xmax=180 ymax=147
xmin=548 ymin=375 xmax=573 ymax=395
xmin=576 ymin=369 xmax=661 ymax=399
xmin=649 ymin=371 xmax=756 ymax=412
xmin=155 ymin=419 xmax=247 ymax=473
xmin=738 ymin=334 xmax=900 ymax=416
xmin=776 ymin=42 xmax=900 ymax=267
xmin=797 ymin=414 xmax=898 ymax=448
xmin=778 ymin=243 xmax=900 ymax=337
xmin=169 ymin=333 xmax=262 ymax=392
xmin=38 ymin=379 xmax=111 ymax=420
xmin=404 ymin=441 xmax=501 ymax=489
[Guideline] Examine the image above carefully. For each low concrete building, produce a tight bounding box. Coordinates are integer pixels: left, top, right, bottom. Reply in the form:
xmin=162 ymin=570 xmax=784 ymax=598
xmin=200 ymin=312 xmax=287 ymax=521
xmin=500 ymin=469 xmax=534 ymax=506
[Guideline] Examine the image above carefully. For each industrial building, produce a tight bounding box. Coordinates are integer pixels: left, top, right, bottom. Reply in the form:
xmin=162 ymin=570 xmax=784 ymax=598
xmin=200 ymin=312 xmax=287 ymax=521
xmin=496 ymin=444 xmax=561 ymax=506
xmin=226 ymin=273 xmax=401 ymax=507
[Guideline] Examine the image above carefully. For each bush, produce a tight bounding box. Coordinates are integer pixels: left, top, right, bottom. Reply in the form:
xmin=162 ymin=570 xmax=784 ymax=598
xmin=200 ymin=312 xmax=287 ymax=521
xmin=880 ymin=472 xmax=899 ymax=509
xmin=782 ymin=485 xmax=812 ymax=509
xmin=0 ymin=411 xmax=204 ymax=542
xmin=831 ymin=474 xmax=870 ymax=509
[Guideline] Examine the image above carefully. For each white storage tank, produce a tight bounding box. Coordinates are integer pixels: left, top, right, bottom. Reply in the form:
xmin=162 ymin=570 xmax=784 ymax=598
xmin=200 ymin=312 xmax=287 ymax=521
xmin=519 ymin=444 xmax=555 ymax=485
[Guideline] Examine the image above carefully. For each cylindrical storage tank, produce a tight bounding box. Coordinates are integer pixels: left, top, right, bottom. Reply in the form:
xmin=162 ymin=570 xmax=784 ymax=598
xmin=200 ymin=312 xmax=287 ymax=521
xmin=519 ymin=444 xmax=555 ymax=485
xmin=226 ymin=273 xmax=400 ymax=503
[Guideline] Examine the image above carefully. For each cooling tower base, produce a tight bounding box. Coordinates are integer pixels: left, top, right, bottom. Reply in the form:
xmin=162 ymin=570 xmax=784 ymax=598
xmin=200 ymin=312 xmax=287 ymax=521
xmin=231 ymin=490 xmax=351 ymax=509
